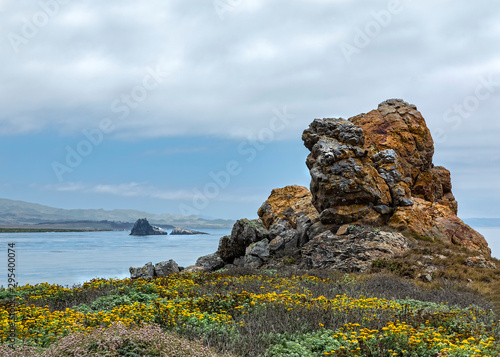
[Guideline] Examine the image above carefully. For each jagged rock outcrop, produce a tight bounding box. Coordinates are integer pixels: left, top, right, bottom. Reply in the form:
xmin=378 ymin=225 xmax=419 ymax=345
xmin=130 ymin=218 xmax=168 ymax=236
xmin=302 ymin=99 xmax=490 ymax=255
xmin=129 ymin=262 xmax=155 ymax=279
xmin=170 ymin=227 xmax=208 ymax=235
xmin=301 ymin=230 xmax=408 ymax=272
xmin=350 ymin=99 xmax=457 ymax=212
xmin=302 ymin=118 xmax=392 ymax=226
xmin=195 ymin=253 xmax=225 ymax=271
xmin=217 ymin=219 xmax=269 ymax=263
xmin=192 ymin=99 xmax=490 ymax=276
xmin=154 ymin=260 xmax=180 ymax=276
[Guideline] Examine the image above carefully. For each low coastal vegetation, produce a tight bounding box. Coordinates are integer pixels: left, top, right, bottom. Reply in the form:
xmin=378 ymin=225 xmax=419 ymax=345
xmin=1 ymin=268 xmax=499 ymax=356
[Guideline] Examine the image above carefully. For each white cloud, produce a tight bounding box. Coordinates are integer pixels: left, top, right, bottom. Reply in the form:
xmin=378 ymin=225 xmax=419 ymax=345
xmin=44 ymin=182 xmax=261 ymax=203
xmin=0 ymin=0 xmax=499 ymax=148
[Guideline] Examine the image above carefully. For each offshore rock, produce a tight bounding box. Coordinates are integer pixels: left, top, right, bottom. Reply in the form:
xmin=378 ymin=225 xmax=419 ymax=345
xmin=301 ymin=230 xmax=408 ymax=272
xmin=170 ymin=227 xmax=208 ymax=235
xmin=130 ymin=218 xmax=168 ymax=236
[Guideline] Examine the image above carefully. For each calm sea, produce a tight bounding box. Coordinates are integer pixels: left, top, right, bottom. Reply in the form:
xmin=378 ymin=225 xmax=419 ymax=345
xmin=0 ymin=226 xmax=498 ymax=287
xmin=473 ymin=226 xmax=500 ymax=259
xmin=0 ymin=229 xmax=230 ymax=287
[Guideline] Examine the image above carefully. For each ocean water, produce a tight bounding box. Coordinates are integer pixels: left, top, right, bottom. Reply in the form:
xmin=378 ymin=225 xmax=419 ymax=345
xmin=0 ymin=229 xmax=230 ymax=287
xmin=1 ymin=226 xmax=498 ymax=288
xmin=472 ymin=226 xmax=500 ymax=259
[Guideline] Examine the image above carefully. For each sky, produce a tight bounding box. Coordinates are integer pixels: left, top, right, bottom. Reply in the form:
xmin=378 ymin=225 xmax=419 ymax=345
xmin=0 ymin=0 xmax=499 ymax=220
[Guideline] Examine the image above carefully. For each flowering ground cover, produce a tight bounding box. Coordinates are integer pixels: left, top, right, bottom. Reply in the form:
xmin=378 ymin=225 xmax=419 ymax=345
xmin=0 ymin=268 xmax=498 ymax=356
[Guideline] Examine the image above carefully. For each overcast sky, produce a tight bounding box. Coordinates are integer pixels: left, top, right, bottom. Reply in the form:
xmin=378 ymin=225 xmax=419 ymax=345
xmin=0 ymin=0 xmax=499 ymax=222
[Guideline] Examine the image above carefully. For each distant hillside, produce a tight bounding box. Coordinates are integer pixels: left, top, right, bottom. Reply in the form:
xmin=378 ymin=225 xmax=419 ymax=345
xmin=465 ymin=218 xmax=500 ymax=228
xmin=0 ymin=198 xmax=234 ymax=229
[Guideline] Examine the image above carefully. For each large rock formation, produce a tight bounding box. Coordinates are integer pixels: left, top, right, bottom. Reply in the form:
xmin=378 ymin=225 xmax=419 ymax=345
xmin=302 ymin=99 xmax=490 ymax=255
xmin=130 ymin=218 xmax=168 ymax=236
xmin=192 ymin=99 xmax=491 ymax=276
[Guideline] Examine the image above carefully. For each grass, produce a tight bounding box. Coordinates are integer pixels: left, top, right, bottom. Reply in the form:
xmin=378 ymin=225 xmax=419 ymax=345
xmin=367 ymin=235 xmax=500 ymax=312
xmin=1 ymin=268 xmax=499 ymax=356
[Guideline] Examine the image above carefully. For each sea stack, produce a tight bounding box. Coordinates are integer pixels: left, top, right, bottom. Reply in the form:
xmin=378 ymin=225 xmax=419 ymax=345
xmin=130 ymin=218 xmax=168 ymax=236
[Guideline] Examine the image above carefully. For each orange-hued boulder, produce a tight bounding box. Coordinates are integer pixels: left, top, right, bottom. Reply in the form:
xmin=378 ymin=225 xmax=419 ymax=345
xmin=388 ymin=198 xmax=490 ymax=255
xmin=350 ymin=99 xmax=434 ymax=186
xmin=412 ymin=166 xmax=458 ymax=214
xmin=257 ymin=185 xmax=319 ymax=229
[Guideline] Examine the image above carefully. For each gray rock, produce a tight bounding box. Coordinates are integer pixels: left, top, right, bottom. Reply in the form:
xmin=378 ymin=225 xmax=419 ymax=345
xmin=425 ymin=265 xmax=438 ymax=274
xmin=183 ymin=265 xmax=207 ymax=273
xmin=217 ymin=219 xmax=269 ymax=263
xmin=269 ymin=230 xmax=299 ymax=253
xmin=233 ymin=256 xmax=245 ymax=267
xmin=374 ymin=205 xmax=391 ymax=215
xmin=154 ymin=260 xmax=180 ymax=277
xmin=244 ymin=255 xmax=264 ymax=269
xmin=195 ymin=253 xmax=225 ymax=271
xmin=130 ymin=218 xmax=168 ymax=236
xmin=268 ymin=219 xmax=292 ymax=240
xmin=306 ymin=220 xmax=336 ymax=241
xmin=416 ymin=273 xmax=433 ymax=282
xmin=464 ymin=256 xmax=497 ymax=269
xmin=301 ymin=230 xmax=408 ymax=272
xmin=245 ymin=239 xmax=270 ymax=260
xmin=296 ymin=215 xmax=313 ymax=246
xmin=372 ymin=149 xmax=413 ymax=207
xmin=302 ymin=118 xmax=392 ymax=224
xmin=130 ymin=262 xmax=155 ymax=279
xmin=400 ymin=198 xmax=414 ymax=206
